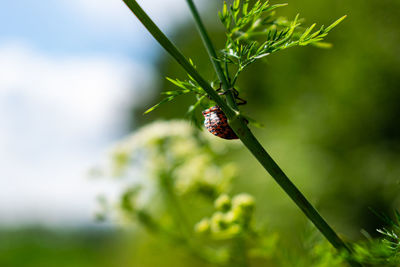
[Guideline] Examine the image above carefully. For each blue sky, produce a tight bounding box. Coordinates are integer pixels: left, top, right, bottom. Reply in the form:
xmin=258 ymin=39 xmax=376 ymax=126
xmin=0 ymin=0 xmax=189 ymax=59
xmin=0 ymin=0 xmax=198 ymax=226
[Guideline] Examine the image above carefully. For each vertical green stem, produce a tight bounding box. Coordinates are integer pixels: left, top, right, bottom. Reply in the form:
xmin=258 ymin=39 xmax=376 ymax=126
xmin=185 ymin=0 xmax=238 ymax=111
xmin=160 ymin=170 xmax=190 ymax=237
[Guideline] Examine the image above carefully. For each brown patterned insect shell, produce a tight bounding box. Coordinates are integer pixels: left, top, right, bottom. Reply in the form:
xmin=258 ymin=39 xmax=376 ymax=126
xmin=202 ymin=105 xmax=238 ymax=140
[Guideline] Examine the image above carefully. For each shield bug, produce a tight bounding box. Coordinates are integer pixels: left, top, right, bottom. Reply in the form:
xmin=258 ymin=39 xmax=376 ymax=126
xmin=202 ymin=105 xmax=238 ymax=140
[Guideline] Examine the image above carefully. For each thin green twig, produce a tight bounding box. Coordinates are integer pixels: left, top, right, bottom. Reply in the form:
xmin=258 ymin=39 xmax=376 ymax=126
xmin=185 ymin=0 xmax=238 ymax=111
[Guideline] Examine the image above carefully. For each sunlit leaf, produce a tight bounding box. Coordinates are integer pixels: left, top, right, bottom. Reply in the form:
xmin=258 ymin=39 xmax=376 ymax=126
xmin=324 ymin=15 xmax=347 ymax=32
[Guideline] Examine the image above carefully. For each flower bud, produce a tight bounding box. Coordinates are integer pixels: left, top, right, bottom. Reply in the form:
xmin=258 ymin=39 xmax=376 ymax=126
xmin=232 ymin=193 xmax=255 ymax=212
xmin=195 ymin=218 xmax=211 ymax=234
xmin=214 ymin=194 xmax=232 ymax=212
xmin=231 ymin=193 xmax=255 ymax=227
xmin=210 ymin=212 xmax=229 ymax=232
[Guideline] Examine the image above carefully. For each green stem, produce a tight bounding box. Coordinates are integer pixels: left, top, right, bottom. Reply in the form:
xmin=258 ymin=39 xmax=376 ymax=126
xmin=185 ymin=0 xmax=238 ymax=111
xmin=122 ymin=0 xmax=235 ymax=118
xmin=160 ymin=170 xmax=190 ymax=237
xmin=122 ymin=1 xmax=361 ymax=266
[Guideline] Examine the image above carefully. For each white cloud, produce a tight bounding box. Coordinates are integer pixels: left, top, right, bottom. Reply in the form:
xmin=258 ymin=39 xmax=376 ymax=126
xmin=0 ymin=41 xmax=152 ymax=140
xmin=0 ymin=0 xmax=214 ymax=227
xmin=0 ymin=41 xmax=154 ymax=226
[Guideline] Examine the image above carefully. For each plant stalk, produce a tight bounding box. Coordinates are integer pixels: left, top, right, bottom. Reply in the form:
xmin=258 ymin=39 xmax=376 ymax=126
xmin=122 ymin=1 xmax=361 ymax=266
xmin=185 ymin=0 xmax=238 ymax=111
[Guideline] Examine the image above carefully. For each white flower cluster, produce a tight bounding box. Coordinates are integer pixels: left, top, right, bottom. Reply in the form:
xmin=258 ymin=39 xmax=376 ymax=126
xmin=103 ymin=120 xmax=237 ymax=211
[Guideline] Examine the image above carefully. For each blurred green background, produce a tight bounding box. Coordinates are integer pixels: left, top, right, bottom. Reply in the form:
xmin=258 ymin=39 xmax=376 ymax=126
xmin=137 ymin=0 xmax=400 ymax=238
xmin=2 ymin=0 xmax=399 ymax=266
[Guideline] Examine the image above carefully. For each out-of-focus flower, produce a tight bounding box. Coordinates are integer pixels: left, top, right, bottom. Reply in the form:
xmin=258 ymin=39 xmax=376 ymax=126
xmin=195 ymin=193 xmax=256 ymax=239
xmin=215 ymin=194 xmax=231 ymax=212
xmin=96 ymin=120 xmax=237 ymax=222
xmin=195 ymin=218 xmax=211 ymax=234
